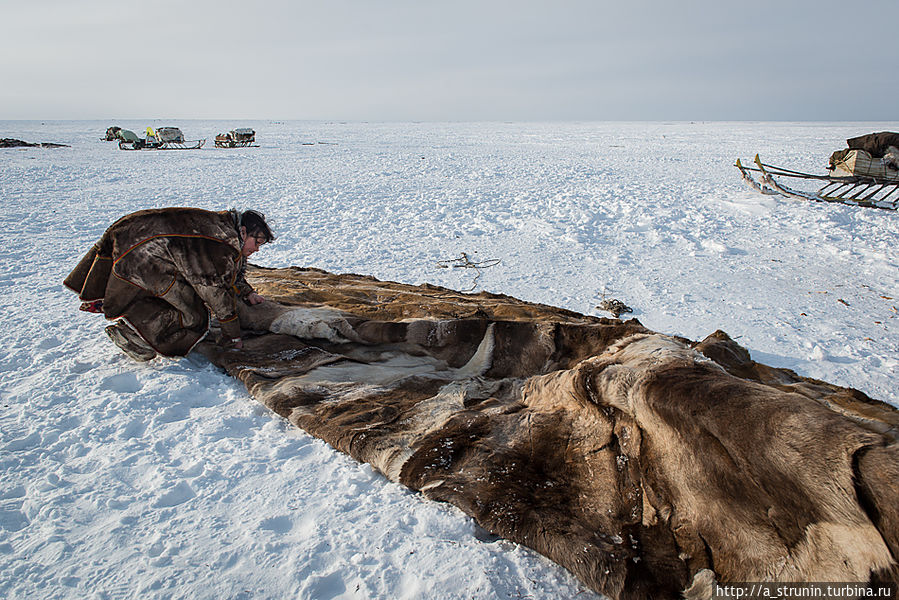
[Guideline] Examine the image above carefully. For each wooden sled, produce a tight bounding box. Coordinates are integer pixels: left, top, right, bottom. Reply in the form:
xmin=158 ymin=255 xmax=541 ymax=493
xmin=736 ymin=154 xmax=899 ymax=210
xmin=214 ymin=128 xmax=258 ymax=148
xmin=118 ymin=139 xmax=206 ymax=151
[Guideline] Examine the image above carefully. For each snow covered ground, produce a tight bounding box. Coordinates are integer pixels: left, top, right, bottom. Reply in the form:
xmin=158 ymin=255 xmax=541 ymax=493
xmin=1 ymin=120 xmax=896 ymax=599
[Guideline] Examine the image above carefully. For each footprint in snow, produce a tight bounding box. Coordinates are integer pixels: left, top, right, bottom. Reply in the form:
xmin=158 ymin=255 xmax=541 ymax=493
xmin=0 ymin=484 xmax=26 ymax=500
xmin=118 ymin=418 xmax=147 ymax=440
xmin=155 ymin=403 xmax=189 ymax=423
xmin=5 ymin=431 xmax=42 ymax=452
xmin=70 ymin=360 xmax=96 ymax=374
xmin=152 ymin=481 xmax=195 ymax=508
xmin=100 ymin=372 xmax=142 ymax=393
xmin=299 ymin=571 xmax=347 ymax=600
xmin=259 ymin=515 xmax=294 ymax=534
xmin=38 ymin=336 xmax=62 ymax=349
xmin=0 ymin=508 xmax=29 ymax=532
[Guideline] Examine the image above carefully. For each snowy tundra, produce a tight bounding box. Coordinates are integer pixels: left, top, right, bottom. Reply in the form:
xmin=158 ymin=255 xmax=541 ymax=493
xmin=1 ymin=120 xmax=896 ymax=599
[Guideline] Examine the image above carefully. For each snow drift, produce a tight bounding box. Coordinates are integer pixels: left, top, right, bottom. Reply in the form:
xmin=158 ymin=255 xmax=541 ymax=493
xmin=198 ymin=266 xmax=899 ymax=600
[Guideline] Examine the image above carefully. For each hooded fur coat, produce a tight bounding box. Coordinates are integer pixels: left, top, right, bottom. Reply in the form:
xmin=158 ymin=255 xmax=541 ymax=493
xmin=64 ymin=207 xmax=255 ymax=355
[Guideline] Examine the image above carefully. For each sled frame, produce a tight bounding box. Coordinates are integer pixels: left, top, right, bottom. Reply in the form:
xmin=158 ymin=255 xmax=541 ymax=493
xmin=118 ymin=139 xmax=206 ymax=151
xmin=214 ymin=140 xmax=259 ymax=148
xmin=735 ymin=155 xmax=899 ymax=210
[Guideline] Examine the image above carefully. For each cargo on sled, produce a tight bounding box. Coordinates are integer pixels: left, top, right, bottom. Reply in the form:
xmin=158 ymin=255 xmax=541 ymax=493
xmin=102 ymin=126 xmax=121 ymax=141
xmin=117 ymin=127 xmax=206 ymax=150
xmin=214 ymin=128 xmax=257 ymax=148
xmin=736 ymin=132 xmax=899 ymax=210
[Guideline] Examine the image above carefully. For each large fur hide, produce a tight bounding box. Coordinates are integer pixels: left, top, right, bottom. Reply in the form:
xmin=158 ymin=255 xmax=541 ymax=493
xmin=847 ymin=132 xmax=899 ymax=158
xmin=198 ymin=267 xmax=899 ymax=600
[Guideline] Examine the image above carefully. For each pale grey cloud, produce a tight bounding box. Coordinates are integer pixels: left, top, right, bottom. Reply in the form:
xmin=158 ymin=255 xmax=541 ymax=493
xmin=2 ymin=0 xmax=896 ymax=120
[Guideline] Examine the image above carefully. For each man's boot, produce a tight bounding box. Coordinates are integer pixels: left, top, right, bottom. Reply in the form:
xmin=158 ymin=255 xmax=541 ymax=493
xmin=105 ymin=321 xmax=157 ymax=362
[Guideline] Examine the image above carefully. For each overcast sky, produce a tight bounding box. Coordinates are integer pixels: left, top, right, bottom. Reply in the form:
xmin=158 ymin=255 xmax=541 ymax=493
xmin=2 ymin=0 xmax=897 ymax=121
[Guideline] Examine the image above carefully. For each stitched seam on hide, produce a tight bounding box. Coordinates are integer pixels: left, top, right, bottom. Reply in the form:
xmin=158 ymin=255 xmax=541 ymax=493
xmin=159 ymin=277 xmax=177 ymax=296
xmin=63 ymin=255 xmax=114 ymax=295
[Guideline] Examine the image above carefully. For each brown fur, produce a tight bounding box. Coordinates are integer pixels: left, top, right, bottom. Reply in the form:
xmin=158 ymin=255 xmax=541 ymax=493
xmin=65 ymin=208 xmax=255 ymax=353
xmin=196 ymin=267 xmax=899 ymax=600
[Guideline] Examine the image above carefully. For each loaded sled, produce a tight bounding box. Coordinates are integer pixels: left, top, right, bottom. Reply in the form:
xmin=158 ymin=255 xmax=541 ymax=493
xmin=214 ymin=128 xmax=257 ymax=148
xmin=736 ymin=132 xmax=899 ymax=210
xmin=117 ymin=127 xmax=206 ymax=151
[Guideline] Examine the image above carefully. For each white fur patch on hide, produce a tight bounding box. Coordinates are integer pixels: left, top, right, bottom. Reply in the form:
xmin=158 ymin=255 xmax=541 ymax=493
xmin=454 ymin=323 xmax=495 ymax=377
xmin=291 ymin=352 xmax=451 ymax=387
xmin=269 ymin=307 xmax=361 ymax=343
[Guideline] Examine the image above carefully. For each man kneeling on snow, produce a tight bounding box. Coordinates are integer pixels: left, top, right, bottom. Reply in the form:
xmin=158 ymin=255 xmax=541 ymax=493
xmin=64 ymin=207 xmax=274 ymax=361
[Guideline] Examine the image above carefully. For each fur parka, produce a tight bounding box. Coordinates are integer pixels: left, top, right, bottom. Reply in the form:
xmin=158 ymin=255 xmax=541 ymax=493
xmin=64 ymin=207 xmax=255 ymax=355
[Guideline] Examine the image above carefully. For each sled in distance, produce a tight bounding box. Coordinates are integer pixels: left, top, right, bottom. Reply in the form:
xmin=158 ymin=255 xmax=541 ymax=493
xmin=117 ymin=127 xmax=206 ymax=150
xmin=214 ymin=128 xmax=257 ymax=148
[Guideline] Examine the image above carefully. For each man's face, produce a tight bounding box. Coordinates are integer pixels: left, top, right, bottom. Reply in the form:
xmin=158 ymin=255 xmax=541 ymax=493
xmin=241 ymin=227 xmax=267 ymax=257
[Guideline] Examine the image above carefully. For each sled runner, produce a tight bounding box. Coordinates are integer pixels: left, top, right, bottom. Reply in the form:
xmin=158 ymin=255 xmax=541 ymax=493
xmin=736 ymin=154 xmax=899 ymax=210
xmin=737 ymin=133 xmax=899 ymax=210
xmin=214 ymin=128 xmax=257 ymax=148
xmin=117 ymin=127 xmax=205 ymax=150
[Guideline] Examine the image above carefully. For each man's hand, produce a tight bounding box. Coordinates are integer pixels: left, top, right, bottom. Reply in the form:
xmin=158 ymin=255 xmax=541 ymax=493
xmin=220 ymin=336 xmax=243 ymax=350
xmin=246 ymin=292 xmax=265 ymax=305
